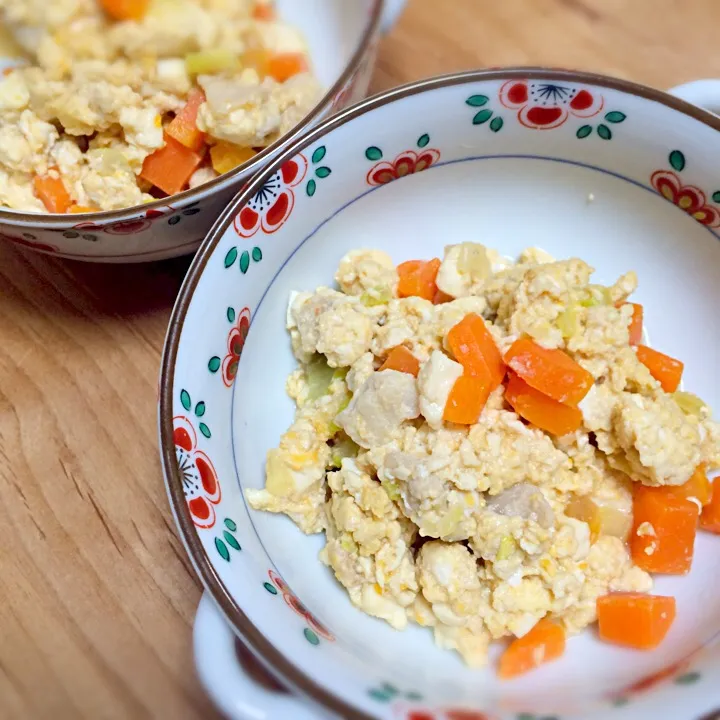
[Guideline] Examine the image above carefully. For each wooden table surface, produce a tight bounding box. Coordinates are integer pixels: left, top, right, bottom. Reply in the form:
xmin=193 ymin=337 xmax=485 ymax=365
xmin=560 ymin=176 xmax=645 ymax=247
xmin=1 ymin=1 xmax=718 ymax=718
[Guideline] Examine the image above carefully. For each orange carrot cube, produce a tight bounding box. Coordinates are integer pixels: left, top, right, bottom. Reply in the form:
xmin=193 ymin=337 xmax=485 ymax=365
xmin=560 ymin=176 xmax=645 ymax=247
xmin=140 ymin=134 xmax=205 ymax=196
xmin=397 ymin=258 xmax=441 ymax=302
xmin=635 ymin=345 xmax=684 ymax=393
xmin=252 ymin=3 xmax=276 ymax=20
xmin=433 ymin=289 xmax=454 ymax=305
xmin=100 ymin=0 xmax=150 ymax=20
xmin=268 ymin=52 xmax=308 ymax=83
xmin=504 ymin=371 xmax=583 ymax=436
xmin=627 ymin=303 xmax=644 ymax=346
xmin=498 ymin=619 xmax=565 ymax=679
xmin=379 ymin=346 xmax=420 ymax=377
xmin=597 ymin=593 xmax=676 ymax=650
xmin=700 ymin=477 xmax=720 ymax=533
xmin=33 ymin=171 xmax=72 ymax=214
xmin=447 ymin=313 xmax=505 ymax=388
xmin=504 ymin=336 xmax=593 ymax=406
xmin=443 ymin=375 xmax=492 ymax=425
xmin=166 ymin=88 xmax=207 ymax=153
xmin=631 ymin=484 xmax=697 ymax=574
xmin=664 ymin=464 xmax=712 ymax=507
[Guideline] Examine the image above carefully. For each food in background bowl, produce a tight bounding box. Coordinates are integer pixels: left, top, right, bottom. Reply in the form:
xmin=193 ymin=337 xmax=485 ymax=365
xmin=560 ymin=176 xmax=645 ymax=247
xmin=247 ymin=243 xmax=720 ymax=674
xmin=0 ymin=0 xmax=321 ymax=213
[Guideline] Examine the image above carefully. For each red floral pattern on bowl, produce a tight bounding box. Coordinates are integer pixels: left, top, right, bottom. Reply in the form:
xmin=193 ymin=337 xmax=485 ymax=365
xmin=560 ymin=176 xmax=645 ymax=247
xmin=268 ymin=570 xmax=335 ymax=641
xmin=499 ymin=80 xmax=604 ymax=129
xmin=174 ymin=416 xmax=221 ymax=529
xmin=651 ymin=170 xmax=720 ymax=227
xmin=366 ymin=148 xmax=441 ymax=186
xmin=222 ymin=308 xmax=251 ymax=387
xmin=1 ymin=231 xmax=58 ymax=253
xmin=622 ymin=662 xmax=687 ymax=697
xmin=400 ymin=709 xmax=495 ymax=720
xmin=69 ymin=206 xmax=175 ymax=235
xmin=234 ymin=155 xmax=308 ymax=238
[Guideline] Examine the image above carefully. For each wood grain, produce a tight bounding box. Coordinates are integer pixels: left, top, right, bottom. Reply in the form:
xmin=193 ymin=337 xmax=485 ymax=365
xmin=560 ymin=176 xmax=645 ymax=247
xmin=0 ymin=1 xmax=717 ymax=717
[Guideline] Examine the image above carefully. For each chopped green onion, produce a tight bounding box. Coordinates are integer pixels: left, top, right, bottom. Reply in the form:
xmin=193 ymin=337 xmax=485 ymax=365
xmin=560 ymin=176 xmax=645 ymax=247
xmin=305 ymin=355 xmax=334 ymax=401
xmin=557 ymin=304 xmax=580 ymax=338
xmin=578 ymin=285 xmax=612 ymax=308
xmin=186 ymin=49 xmax=239 ymax=75
xmin=360 ymin=287 xmax=392 ymax=306
xmin=381 ymin=478 xmax=402 ymax=502
xmin=496 ymin=535 xmax=516 ymax=561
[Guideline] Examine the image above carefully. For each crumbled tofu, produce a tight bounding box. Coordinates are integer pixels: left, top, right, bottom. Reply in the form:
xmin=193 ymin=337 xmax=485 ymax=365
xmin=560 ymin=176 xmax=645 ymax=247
xmin=248 ymin=243 xmax=714 ymax=669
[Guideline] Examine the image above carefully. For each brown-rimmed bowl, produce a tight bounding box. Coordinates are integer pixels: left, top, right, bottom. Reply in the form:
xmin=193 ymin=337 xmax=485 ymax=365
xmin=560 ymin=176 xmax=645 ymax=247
xmin=0 ymin=0 xmax=405 ymax=263
xmin=159 ymin=68 xmax=720 ymax=719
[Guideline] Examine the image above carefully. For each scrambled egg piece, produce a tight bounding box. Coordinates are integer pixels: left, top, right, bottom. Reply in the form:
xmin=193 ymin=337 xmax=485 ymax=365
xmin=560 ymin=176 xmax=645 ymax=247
xmin=321 ymin=459 xmax=419 ymax=630
xmin=247 ymin=244 xmax=719 ymax=667
xmin=335 ymin=249 xmax=398 ymax=298
xmin=416 ymin=541 xmax=490 ymax=667
xmin=290 ymin=288 xmax=379 ymax=368
xmin=0 ymin=0 xmax=321 ymax=211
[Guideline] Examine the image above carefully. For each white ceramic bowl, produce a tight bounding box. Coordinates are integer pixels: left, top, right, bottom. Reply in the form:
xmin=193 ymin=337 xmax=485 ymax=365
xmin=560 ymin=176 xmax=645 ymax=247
xmin=0 ymin=0 xmax=406 ymax=263
xmin=160 ymin=69 xmax=720 ymax=719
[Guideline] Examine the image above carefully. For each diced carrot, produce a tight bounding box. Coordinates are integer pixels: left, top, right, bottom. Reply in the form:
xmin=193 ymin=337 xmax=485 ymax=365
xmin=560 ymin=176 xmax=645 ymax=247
xmin=99 ymin=0 xmax=150 ymax=21
xmin=627 ymin=303 xmax=643 ymax=346
xmin=504 ymin=336 xmax=593 ymax=406
xmin=166 ymin=88 xmax=206 ymax=153
xmin=252 ymin=2 xmax=276 ymax=20
xmin=504 ymin=371 xmax=582 ymax=436
xmin=397 ymin=258 xmax=441 ymax=302
xmin=447 ymin=313 xmax=506 ymax=388
xmin=443 ymin=375 xmax=492 ymax=425
xmin=630 ymin=485 xmax=697 ymax=574
xmin=700 ymin=477 xmax=720 ymax=533
xmin=498 ymin=619 xmax=565 ymax=679
xmin=69 ymin=205 xmax=99 ymax=213
xmin=663 ymin=464 xmax=712 ymax=508
xmin=140 ymin=134 xmax=205 ymax=196
xmin=33 ymin=171 xmax=72 ymax=214
xmin=597 ymin=593 xmax=676 ymax=650
xmin=268 ymin=52 xmax=309 ymax=83
xmin=433 ymin=289 xmax=454 ymax=305
xmin=379 ymin=346 xmax=420 ymax=377
xmin=635 ymin=345 xmax=684 ymax=393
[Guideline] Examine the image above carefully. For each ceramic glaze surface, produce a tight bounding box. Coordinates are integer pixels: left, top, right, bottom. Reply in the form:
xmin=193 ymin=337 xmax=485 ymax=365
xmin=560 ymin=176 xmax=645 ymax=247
xmin=0 ymin=0 xmax=381 ymax=263
xmin=161 ymin=71 xmax=720 ymax=720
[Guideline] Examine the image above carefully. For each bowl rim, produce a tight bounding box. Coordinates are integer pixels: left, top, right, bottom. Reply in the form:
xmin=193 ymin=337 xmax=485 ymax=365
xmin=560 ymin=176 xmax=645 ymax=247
xmin=0 ymin=0 xmax=384 ymax=226
xmin=159 ymin=67 xmax=720 ymax=718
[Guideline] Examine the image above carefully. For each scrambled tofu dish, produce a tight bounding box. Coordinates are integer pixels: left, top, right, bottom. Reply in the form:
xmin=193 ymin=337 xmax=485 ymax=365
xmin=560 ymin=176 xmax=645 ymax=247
xmin=0 ymin=0 xmax=321 ymax=213
xmin=247 ymin=244 xmax=720 ymax=675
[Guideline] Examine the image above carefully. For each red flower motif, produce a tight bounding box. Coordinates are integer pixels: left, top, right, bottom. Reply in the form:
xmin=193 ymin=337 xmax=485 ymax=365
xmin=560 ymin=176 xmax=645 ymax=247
xmin=621 ymin=662 xmax=687 ymax=697
xmin=367 ymin=148 xmax=441 ymax=186
xmin=0 ymin=231 xmax=58 ymax=253
xmin=499 ymin=80 xmax=604 ymax=129
xmin=222 ymin=308 xmax=251 ymax=387
xmin=105 ymin=218 xmax=151 ymax=235
xmin=174 ymin=416 xmax=221 ymax=529
xmin=268 ymin=570 xmax=334 ymax=641
xmin=651 ymin=170 xmax=720 ymax=227
xmin=234 ymin=155 xmax=307 ymax=238
xmin=400 ymin=710 xmax=494 ymax=720
xmin=104 ymin=206 xmax=176 ymax=235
